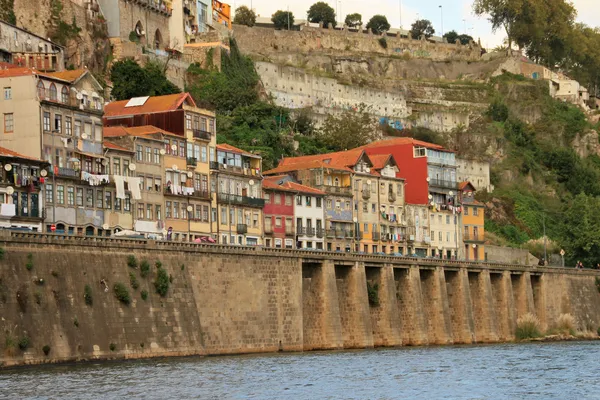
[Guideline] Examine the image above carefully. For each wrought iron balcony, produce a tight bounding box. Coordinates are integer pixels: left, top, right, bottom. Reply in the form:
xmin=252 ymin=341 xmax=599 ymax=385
xmin=372 ymin=232 xmax=381 ymax=241
xmin=316 ymin=228 xmax=325 ymax=238
xmin=236 ymin=224 xmax=248 ymax=234
xmin=192 ymin=129 xmax=211 ymax=141
xmin=187 ymin=157 xmax=197 ymax=167
xmin=217 ymin=193 xmax=265 ymax=208
xmin=306 ymin=227 xmax=316 ymax=237
xmin=429 ymin=179 xmax=458 ymax=190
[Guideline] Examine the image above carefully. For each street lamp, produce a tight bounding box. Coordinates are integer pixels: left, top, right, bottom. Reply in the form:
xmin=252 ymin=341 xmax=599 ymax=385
xmin=187 ymin=204 xmax=193 ymax=242
xmin=50 ymin=128 xmax=60 ymax=229
xmin=439 ymin=5 xmax=444 ymax=37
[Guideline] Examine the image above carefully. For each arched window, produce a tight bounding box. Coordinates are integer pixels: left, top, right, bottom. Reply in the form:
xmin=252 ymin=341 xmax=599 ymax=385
xmin=135 ymin=21 xmax=144 ymax=37
xmin=154 ymin=29 xmax=162 ymax=49
xmin=61 ymin=86 xmax=69 ymax=103
xmin=334 ymin=177 xmax=340 ymax=187
xmin=37 ymin=81 xmax=45 ymax=99
xmin=49 ymin=83 xmax=57 ymax=101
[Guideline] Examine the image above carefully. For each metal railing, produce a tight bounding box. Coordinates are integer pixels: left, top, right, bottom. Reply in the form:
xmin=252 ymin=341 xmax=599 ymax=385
xmin=429 ymin=179 xmax=458 ymax=190
xmin=217 ymin=193 xmax=265 ymax=208
xmin=191 ymin=129 xmax=211 ymax=141
xmin=236 ymin=224 xmax=248 ymax=234
xmin=210 ymin=162 xmax=261 ymax=177
xmin=372 ymin=232 xmax=381 ymax=241
xmin=464 ymin=233 xmax=484 ymax=242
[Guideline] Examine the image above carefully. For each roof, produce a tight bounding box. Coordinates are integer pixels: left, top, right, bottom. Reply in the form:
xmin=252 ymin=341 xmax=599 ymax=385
xmin=103 ymin=141 xmax=133 ymax=152
xmin=103 ymin=93 xmax=196 ymax=118
xmin=368 ymin=154 xmax=393 ymax=170
xmin=263 ymin=176 xmax=325 ymax=195
xmin=0 ymin=65 xmax=37 ymax=78
xmin=362 ymin=137 xmax=448 ymax=151
xmin=263 ymin=160 xmax=352 ymax=175
xmin=103 ymin=125 xmax=181 ymax=139
xmin=0 ymin=146 xmax=42 ymax=162
xmin=459 ymin=181 xmax=476 ymax=191
xmin=217 ymin=143 xmax=261 ymax=159
xmin=279 ymin=148 xmax=364 ymax=169
xmin=38 ymin=69 xmax=87 ymax=83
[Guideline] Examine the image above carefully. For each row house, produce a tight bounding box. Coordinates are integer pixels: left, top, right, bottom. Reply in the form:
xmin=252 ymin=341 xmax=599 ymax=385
xmin=363 ymin=138 xmax=461 ymax=259
xmin=104 ymin=93 xmax=217 ymax=241
xmin=0 ymin=147 xmax=50 ymax=231
xmin=460 ymin=182 xmax=485 ymax=261
xmin=262 ymin=176 xmax=326 ymax=250
xmin=0 ymin=21 xmax=65 ymax=71
xmin=265 ymin=148 xmax=406 ymax=255
xmin=211 ymin=144 xmax=264 ymax=246
xmin=170 ymin=0 xmax=199 ymax=50
xmin=0 ymin=66 xmax=110 ymax=235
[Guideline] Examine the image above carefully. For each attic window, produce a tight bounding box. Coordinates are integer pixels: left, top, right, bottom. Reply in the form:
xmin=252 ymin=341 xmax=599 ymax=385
xmin=323 ymin=159 xmax=331 ymax=164
xmin=125 ymin=96 xmax=149 ymax=107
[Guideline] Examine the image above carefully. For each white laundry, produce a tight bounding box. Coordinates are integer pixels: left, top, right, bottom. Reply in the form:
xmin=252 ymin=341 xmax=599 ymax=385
xmin=183 ymin=187 xmax=195 ymax=196
xmin=82 ymin=172 xmax=110 ymax=186
xmin=114 ymin=175 xmax=126 ymax=199
xmin=1 ymin=203 xmax=15 ymax=217
xmin=126 ymin=177 xmax=142 ymax=200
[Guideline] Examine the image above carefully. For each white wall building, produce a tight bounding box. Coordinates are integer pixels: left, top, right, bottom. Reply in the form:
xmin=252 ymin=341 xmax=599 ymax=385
xmin=295 ymin=189 xmax=325 ymax=250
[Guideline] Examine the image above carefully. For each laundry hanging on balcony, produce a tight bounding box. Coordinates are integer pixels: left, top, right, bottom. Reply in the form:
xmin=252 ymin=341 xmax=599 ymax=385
xmin=125 ymin=176 xmax=142 ymax=200
xmin=114 ymin=175 xmax=125 ymax=199
xmin=81 ymin=171 xmax=109 ymax=186
xmin=0 ymin=203 xmax=16 ymax=217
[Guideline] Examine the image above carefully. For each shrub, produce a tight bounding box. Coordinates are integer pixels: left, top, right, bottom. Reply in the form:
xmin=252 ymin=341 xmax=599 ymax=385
xmin=129 ymin=272 xmax=139 ymax=290
xmin=18 ymin=336 xmax=30 ymax=351
xmin=113 ymin=282 xmax=131 ymax=305
xmin=0 ymin=247 xmax=5 ymax=260
xmin=367 ymin=282 xmax=379 ymax=306
xmin=141 ymin=289 xmax=148 ymax=301
xmin=84 ymin=284 xmax=93 ymax=306
xmin=140 ymin=260 xmax=150 ymax=278
xmin=26 ymin=253 xmax=34 ymax=271
xmin=155 ymin=261 xmax=162 ymax=269
xmin=51 ymin=270 xmax=59 ymax=278
xmin=487 ymin=98 xmax=509 ymax=122
xmin=109 ymin=343 xmax=116 ymax=351
xmin=127 ymin=255 xmax=138 ymax=269
xmin=516 ymin=313 xmax=542 ymax=340
xmin=378 ymin=37 xmax=387 ymax=49
xmin=154 ymin=268 xmax=169 ymax=297
xmin=42 ymin=345 xmax=51 ymax=355
xmin=556 ymin=313 xmax=577 ymax=335
xmin=180 ymin=264 xmax=185 ymax=271
xmin=16 ymin=285 xmax=28 ymax=312
xmin=169 ymin=274 xmax=173 ymax=284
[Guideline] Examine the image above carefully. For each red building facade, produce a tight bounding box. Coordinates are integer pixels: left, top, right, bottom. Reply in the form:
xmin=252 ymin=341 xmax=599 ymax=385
xmin=263 ymin=178 xmax=295 ymax=249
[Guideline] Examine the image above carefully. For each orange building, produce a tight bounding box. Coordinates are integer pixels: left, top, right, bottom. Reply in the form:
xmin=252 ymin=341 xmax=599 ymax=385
xmin=459 ymin=182 xmax=485 ymax=261
xmin=212 ymin=0 xmax=231 ymax=29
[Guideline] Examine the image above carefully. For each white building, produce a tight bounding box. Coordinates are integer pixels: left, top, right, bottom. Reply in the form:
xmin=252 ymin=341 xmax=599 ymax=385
xmin=457 ymin=158 xmax=493 ymax=193
xmin=294 ymin=186 xmax=326 ymax=250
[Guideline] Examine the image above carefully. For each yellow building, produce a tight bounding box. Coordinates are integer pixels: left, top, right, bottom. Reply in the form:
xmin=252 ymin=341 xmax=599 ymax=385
xmin=210 ymin=144 xmax=264 ymax=245
xmin=459 ymin=181 xmax=485 ymax=261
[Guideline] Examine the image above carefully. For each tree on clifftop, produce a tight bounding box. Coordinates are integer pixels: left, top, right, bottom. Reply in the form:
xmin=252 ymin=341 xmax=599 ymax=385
xmin=233 ymin=5 xmax=256 ymax=27
xmin=272 ymin=10 xmax=294 ymax=30
xmin=366 ymin=15 xmax=390 ymax=35
xmin=344 ymin=13 xmax=362 ymax=28
xmin=410 ymin=19 xmax=435 ymax=39
xmin=110 ymin=59 xmax=180 ymax=101
xmin=307 ymin=2 xmax=336 ymax=28
xmin=443 ymin=30 xmax=474 ymax=45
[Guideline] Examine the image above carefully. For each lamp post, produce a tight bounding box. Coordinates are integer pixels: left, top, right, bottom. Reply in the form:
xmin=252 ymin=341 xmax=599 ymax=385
xmin=399 ymin=0 xmax=402 ymax=28
xmin=439 ymin=5 xmax=443 ymax=37
xmin=187 ymin=204 xmax=193 ymax=242
xmin=50 ymin=128 xmax=60 ymax=229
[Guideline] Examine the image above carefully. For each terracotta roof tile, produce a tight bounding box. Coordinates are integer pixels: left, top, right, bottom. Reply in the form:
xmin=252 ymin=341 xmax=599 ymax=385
xmin=0 ymin=146 xmax=42 ymax=161
xmin=38 ymin=69 xmax=87 ymax=83
xmin=0 ymin=66 xmax=36 ymax=78
xmin=459 ymin=181 xmax=476 ymax=191
xmin=262 ymin=177 xmax=325 ymax=195
xmin=103 ymin=125 xmax=181 ymax=139
xmin=368 ymin=154 xmax=392 ymax=170
xmin=217 ymin=143 xmax=260 ymax=158
xmin=282 ymin=181 xmax=325 ymax=195
xmin=279 ymin=148 xmax=365 ymax=169
xmin=264 ymin=160 xmax=353 ymax=175
xmin=103 ymin=141 xmax=132 ymax=152
xmin=103 ymin=93 xmax=195 ymax=118
xmin=361 ymin=137 xmax=448 ymax=151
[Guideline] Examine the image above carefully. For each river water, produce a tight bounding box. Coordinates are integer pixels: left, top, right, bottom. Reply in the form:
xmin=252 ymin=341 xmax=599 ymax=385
xmin=1 ymin=342 xmax=599 ymax=399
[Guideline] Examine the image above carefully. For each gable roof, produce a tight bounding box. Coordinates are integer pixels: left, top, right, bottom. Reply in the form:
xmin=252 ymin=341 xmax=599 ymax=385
xmin=368 ymin=153 xmax=394 ymax=170
xmin=39 ymin=69 xmax=87 ymax=83
xmin=0 ymin=146 xmax=42 ymax=162
xmin=103 ymin=141 xmax=133 ymax=152
xmin=103 ymin=93 xmax=195 ymax=118
xmin=263 ymin=176 xmax=325 ymax=195
xmin=362 ymin=137 xmax=449 ymax=151
xmin=459 ymin=181 xmax=476 ymax=191
xmin=103 ymin=125 xmax=181 ymax=139
xmin=217 ymin=143 xmax=261 ymax=159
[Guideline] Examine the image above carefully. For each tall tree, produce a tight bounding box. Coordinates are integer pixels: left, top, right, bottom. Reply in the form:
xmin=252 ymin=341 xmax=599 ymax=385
xmin=233 ymin=5 xmax=257 ymax=27
xmin=410 ymin=19 xmax=435 ymax=39
xmin=366 ymin=15 xmax=390 ymax=35
xmin=344 ymin=13 xmax=362 ymax=28
xmin=271 ymin=10 xmax=294 ymax=30
xmin=318 ymin=104 xmax=379 ymax=151
xmin=473 ymin=0 xmax=525 ymax=50
xmin=307 ymin=1 xmax=336 ymax=28
xmin=442 ymin=30 xmax=474 ymax=45
xmin=110 ymin=59 xmax=180 ymax=101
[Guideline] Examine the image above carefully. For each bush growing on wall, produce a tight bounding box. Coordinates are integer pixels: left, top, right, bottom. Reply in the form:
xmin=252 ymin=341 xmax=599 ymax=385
xmin=84 ymin=284 xmax=93 ymax=306
xmin=113 ymin=283 xmax=131 ymax=305
xmin=154 ymin=268 xmax=169 ymax=297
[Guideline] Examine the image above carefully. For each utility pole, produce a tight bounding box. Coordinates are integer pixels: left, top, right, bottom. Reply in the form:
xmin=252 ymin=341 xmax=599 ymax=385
xmin=439 ymin=5 xmax=444 ymax=37
xmin=543 ymin=213 xmax=547 ymax=265
xmin=399 ymin=0 xmax=402 ymax=28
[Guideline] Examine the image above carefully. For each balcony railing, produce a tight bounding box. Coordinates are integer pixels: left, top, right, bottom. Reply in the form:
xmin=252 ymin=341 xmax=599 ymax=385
xmin=464 ymin=233 xmax=484 ymax=242
xmin=192 ymin=129 xmax=211 ymax=141
xmin=285 ymin=227 xmax=295 ymax=236
xmin=187 ymin=157 xmax=197 ymax=167
xmin=210 ymin=162 xmax=261 ymax=177
xmin=306 ymin=227 xmax=316 ymax=237
xmin=217 ymin=193 xmax=265 ymax=208
xmin=264 ymin=225 xmax=273 ymax=234
xmin=316 ymin=228 xmax=325 ymax=238
xmin=131 ymin=0 xmax=172 ymax=15
xmin=39 ymin=89 xmax=103 ymax=113
xmin=314 ymin=184 xmax=352 ymax=196
xmin=164 ymin=186 xmax=211 ymax=200
xmin=12 ymin=52 xmax=60 ymax=72
xmin=236 ymin=224 xmax=248 ymax=234
xmin=297 ymin=226 xmax=305 ymax=235
xmin=388 ymin=192 xmax=397 ymax=202
xmin=429 ymin=179 xmax=458 ymax=190
xmin=362 ymin=190 xmax=371 ymax=200
xmin=372 ymin=232 xmax=381 ymax=241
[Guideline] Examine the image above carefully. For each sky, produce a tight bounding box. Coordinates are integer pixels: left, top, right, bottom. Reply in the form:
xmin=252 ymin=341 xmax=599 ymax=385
xmin=230 ymin=0 xmax=599 ymax=50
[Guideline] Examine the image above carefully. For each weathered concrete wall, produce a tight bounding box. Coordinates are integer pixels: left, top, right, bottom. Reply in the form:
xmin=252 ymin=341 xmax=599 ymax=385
xmin=1 ymin=232 xmax=600 ymax=367
xmin=486 ymin=245 xmax=539 ymax=266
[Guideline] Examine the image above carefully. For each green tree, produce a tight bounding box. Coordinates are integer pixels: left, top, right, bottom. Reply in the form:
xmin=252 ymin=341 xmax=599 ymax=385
xmin=110 ymin=59 xmax=180 ymax=101
xmin=233 ymin=5 xmax=256 ymax=27
xmin=318 ymin=104 xmax=379 ymax=151
xmin=271 ymin=10 xmax=294 ymax=30
xmin=443 ymin=30 xmax=474 ymax=45
xmin=473 ymin=0 xmax=529 ymax=50
xmin=344 ymin=13 xmax=362 ymax=28
xmin=307 ymin=1 xmax=336 ymax=28
xmin=0 ymin=0 xmax=16 ymax=24
xmin=410 ymin=19 xmax=435 ymax=39
xmin=366 ymin=15 xmax=390 ymax=35
xmin=561 ymin=193 xmax=600 ymax=267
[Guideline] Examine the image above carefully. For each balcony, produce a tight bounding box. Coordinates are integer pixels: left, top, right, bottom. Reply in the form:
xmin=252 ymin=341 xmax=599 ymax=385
xmin=236 ymin=224 xmax=248 ymax=234
xmin=464 ymin=233 xmax=485 ymax=243
xmin=297 ymin=226 xmax=305 ymax=235
xmin=187 ymin=157 xmax=197 ymax=167
xmin=210 ymin=162 xmax=261 ymax=177
xmin=218 ymin=193 xmax=265 ymax=208
xmin=56 ymin=167 xmax=79 ymax=178
xmin=316 ymin=228 xmax=325 ymax=238
xmin=132 ymin=0 xmax=172 ymax=15
xmin=326 ymin=229 xmax=336 ymax=238
xmin=12 ymin=52 xmax=60 ymax=72
xmin=39 ymin=89 xmax=103 ymax=113
xmin=345 ymin=230 xmax=354 ymax=239
xmin=264 ymin=225 xmax=273 ymax=234
xmin=285 ymin=227 xmax=295 ymax=236
xmin=429 ymin=179 xmax=458 ymax=190
xmin=164 ymin=185 xmax=211 ymax=200
xmin=192 ymin=129 xmax=211 ymax=141
xmin=362 ymin=190 xmax=371 ymax=200
xmin=372 ymin=232 xmax=381 ymax=241
xmin=314 ymin=184 xmax=352 ymax=196
xmin=388 ymin=192 xmax=397 ymax=202
xmin=306 ymin=227 xmax=316 ymax=237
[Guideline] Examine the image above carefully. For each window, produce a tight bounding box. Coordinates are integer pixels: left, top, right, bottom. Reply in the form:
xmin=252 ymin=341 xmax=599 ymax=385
xmin=173 ymin=202 xmax=179 ymax=218
xmin=345 ymin=201 xmax=351 ymax=210
xmin=166 ymin=201 xmax=172 ymax=218
xmin=186 ymin=114 xmax=192 ymax=129
xmin=274 ymin=194 xmax=281 ymax=205
xmin=123 ymin=159 xmax=130 ymax=176
xmin=74 ymin=120 xmax=81 ymax=137
xmin=285 ymin=195 xmax=292 ymax=206
xmin=115 ymin=196 xmax=121 ymax=211
xmin=316 ymin=198 xmax=322 ymax=208
xmin=326 ymin=199 xmax=332 ymax=209
xmin=45 ymin=184 xmax=53 ymax=204
xmin=371 ymin=203 xmax=376 ymax=213
xmin=65 ymin=117 xmax=72 ymax=136
xmin=156 ymin=205 xmax=161 ymax=220
xmin=57 ymin=185 xmax=65 ymax=204
xmin=124 ymin=194 xmax=131 ymax=212
xmin=264 ymin=192 xmax=271 ymax=204
xmin=86 ymin=189 xmax=94 ymax=207
xmin=363 ymin=203 xmax=368 ymax=213
xmin=3 ymin=87 xmax=11 ymax=100
xmin=153 ymin=148 xmax=160 ymax=164
xmin=37 ymin=81 xmax=45 ymax=99
xmin=201 ymin=146 xmax=207 ymax=163
xmin=96 ymin=190 xmax=103 ymax=209
xmin=67 ymin=187 xmax=74 ymax=205
xmin=464 ymin=206 xmax=469 ymax=216
xmin=52 ymin=114 xmax=62 ymax=133
xmin=446 ymin=215 xmax=450 ymax=224
xmin=146 ymin=176 xmax=153 ymax=192
xmin=364 ymin=223 xmax=369 ymax=233
xmin=431 ymin=230 xmax=435 ymax=241
xmin=76 ymin=188 xmax=83 ymax=206
xmin=253 ymin=213 xmax=259 ymax=228
xmin=146 ymin=204 xmax=153 ymax=220
xmin=335 ymin=200 xmax=341 ymax=208
xmin=439 ymin=231 xmax=442 ymax=242
xmin=43 ymin=112 xmax=50 ymax=132
xmin=136 ymin=145 xmax=143 ymax=161
xmin=200 ymin=117 xmax=207 ymax=131
xmin=113 ymin=158 xmax=121 ymax=176
xmin=305 ymin=196 xmax=312 ymax=206
xmin=61 ymin=86 xmax=69 ymax=103
xmin=220 ymin=207 xmax=226 ymax=225
xmin=179 ymin=141 xmax=185 ymax=158
xmin=3 ymin=113 xmax=13 ymax=133
xmin=94 ymin=124 xmax=102 ymax=142
xmin=414 ymin=147 xmax=426 ymax=158
xmin=105 ymin=191 xmax=112 ymax=209
xmin=296 ymin=196 xmax=302 ymax=206
xmin=49 ymin=83 xmax=57 ymax=101
xmin=145 ymin=146 xmax=152 ymax=163
xmin=473 ymin=207 xmax=479 ymax=216
xmin=275 ymin=217 xmax=282 ymax=227
xmin=137 ymin=203 xmax=144 ymax=219
xmin=446 ymin=232 xmax=450 ymax=242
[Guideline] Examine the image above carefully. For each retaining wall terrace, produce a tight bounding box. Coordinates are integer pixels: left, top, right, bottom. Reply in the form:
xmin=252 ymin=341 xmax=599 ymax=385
xmin=1 ymin=231 xmax=599 ymax=367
